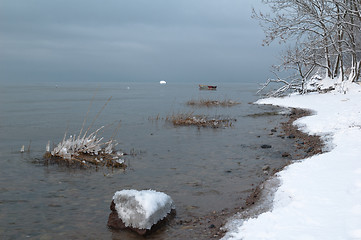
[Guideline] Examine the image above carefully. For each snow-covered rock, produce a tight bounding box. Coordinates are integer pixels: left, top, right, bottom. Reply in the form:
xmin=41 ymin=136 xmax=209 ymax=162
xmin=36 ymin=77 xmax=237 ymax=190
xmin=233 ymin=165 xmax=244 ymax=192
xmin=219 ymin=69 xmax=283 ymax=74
xmin=108 ymin=189 xmax=175 ymax=234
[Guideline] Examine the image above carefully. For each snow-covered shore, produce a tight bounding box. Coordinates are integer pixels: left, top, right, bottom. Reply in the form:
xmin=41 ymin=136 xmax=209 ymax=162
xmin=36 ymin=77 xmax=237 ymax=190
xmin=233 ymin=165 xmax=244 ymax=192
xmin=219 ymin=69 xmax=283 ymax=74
xmin=223 ymin=82 xmax=361 ymax=240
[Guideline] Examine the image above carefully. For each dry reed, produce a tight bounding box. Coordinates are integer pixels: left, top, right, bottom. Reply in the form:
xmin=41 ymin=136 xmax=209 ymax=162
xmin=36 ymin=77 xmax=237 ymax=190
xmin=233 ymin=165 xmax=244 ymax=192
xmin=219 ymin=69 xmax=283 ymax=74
xmin=166 ymin=112 xmax=235 ymax=128
xmin=44 ymin=96 xmax=126 ymax=169
xmin=186 ymin=98 xmax=240 ymax=107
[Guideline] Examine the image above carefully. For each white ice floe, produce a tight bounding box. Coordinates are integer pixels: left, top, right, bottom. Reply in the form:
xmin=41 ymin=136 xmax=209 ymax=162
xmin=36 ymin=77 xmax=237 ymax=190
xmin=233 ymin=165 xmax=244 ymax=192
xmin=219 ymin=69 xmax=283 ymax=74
xmin=160 ymin=80 xmax=167 ymax=85
xmin=112 ymin=189 xmax=174 ymax=230
xmin=222 ymin=81 xmax=361 ymax=240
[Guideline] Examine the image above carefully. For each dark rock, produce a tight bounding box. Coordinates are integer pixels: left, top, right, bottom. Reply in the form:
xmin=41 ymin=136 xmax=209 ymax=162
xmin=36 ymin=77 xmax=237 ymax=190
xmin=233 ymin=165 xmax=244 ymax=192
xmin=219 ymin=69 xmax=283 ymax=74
xmin=209 ymin=224 xmax=216 ymax=229
xmin=288 ymin=134 xmax=296 ymax=139
xmin=262 ymin=165 xmax=270 ymax=171
xmin=107 ymin=211 xmax=147 ymax=235
xmin=260 ymin=144 xmax=272 ymax=149
xmin=271 ymin=128 xmax=277 ymax=132
xmin=307 ymin=147 xmax=314 ymax=153
xmin=282 ymin=152 xmax=290 ymax=158
xmin=110 ymin=200 xmax=116 ymax=211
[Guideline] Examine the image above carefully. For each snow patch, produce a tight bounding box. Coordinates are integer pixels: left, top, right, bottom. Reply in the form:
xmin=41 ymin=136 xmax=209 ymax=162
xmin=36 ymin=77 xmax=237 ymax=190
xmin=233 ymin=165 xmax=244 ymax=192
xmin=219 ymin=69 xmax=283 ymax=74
xmin=349 ymin=229 xmax=361 ymax=239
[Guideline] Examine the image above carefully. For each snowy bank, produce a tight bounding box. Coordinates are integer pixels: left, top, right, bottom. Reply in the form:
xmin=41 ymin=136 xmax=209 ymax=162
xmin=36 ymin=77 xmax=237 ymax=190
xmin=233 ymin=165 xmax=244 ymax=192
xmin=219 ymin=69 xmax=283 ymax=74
xmin=223 ymin=82 xmax=361 ymax=239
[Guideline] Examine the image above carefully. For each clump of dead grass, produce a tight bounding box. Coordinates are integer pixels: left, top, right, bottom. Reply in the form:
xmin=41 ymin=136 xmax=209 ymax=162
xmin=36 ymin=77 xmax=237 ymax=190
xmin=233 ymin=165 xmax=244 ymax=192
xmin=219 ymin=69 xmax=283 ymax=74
xmin=166 ymin=112 xmax=235 ymax=128
xmin=186 ymin=98 xmax=240 ymax=107
xmin=44 ymin=96 xmax=126 ymax=169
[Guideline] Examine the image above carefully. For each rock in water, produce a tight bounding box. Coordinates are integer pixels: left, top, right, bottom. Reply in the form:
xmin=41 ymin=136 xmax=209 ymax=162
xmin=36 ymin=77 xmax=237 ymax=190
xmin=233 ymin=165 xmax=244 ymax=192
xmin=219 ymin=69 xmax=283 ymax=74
xmin=261 ymin=144 xmax=272 ymax=149
xmin=107 ymin=189 xmax=175 ymax=235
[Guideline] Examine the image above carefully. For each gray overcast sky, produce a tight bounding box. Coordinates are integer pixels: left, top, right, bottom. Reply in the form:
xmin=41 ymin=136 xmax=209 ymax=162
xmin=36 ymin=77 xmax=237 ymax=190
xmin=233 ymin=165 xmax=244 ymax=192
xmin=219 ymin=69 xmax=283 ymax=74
xmin=0 ymin=0 xmax=279 ymax=83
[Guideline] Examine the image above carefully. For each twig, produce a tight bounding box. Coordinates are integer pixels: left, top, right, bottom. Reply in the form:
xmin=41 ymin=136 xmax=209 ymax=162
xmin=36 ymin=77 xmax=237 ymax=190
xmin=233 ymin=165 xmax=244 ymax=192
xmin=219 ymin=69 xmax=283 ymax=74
xmin=82 ymin=96 xmax=112 ymax=140
xmin=27 ymin=140 xmax=32 ymax=152
xmin=78 ymin=89 xmax=98 ymax=141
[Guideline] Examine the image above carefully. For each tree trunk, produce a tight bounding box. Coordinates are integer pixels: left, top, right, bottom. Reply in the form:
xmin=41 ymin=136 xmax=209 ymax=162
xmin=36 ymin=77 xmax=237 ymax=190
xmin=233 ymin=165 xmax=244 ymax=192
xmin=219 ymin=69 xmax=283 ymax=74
xmin=349 ymin=54 xmax=359 ymax=82
xmin=356 ymin=60 xmax=361 ymax=82
xmin=324 ymin=44 xmax=332 ymax=78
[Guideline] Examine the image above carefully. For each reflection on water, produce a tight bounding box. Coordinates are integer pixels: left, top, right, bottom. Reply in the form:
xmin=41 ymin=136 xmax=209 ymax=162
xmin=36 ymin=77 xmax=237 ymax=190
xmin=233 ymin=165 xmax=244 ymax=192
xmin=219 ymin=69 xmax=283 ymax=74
xmin=0 ymin=82 xmax=293 ymax=239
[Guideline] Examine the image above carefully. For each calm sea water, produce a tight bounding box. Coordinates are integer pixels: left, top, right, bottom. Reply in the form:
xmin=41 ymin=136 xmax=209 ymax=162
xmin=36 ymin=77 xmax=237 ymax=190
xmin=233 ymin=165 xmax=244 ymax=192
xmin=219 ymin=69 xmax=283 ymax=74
xmin=0 ymin=82 xmax=292 ymax=239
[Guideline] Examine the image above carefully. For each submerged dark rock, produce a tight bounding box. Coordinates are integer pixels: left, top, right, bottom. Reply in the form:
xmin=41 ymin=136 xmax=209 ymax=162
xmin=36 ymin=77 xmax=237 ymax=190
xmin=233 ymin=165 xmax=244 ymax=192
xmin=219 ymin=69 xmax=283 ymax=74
xmin=262 ymin=165 xmax=270 ymax=171
xmin=260 ymin=144 xmax=272 ymax=149
xmin=282 ymin=152 xmax=291 ymax=158
xmin=307 ymin=147 xmax=314 ymax=153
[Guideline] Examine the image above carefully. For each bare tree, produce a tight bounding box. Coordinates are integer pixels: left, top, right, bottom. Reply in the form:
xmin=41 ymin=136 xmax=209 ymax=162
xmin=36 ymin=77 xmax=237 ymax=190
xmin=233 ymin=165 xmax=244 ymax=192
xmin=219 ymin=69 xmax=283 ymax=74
xmin=255 ymin=0 xmax=361 ymax=96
